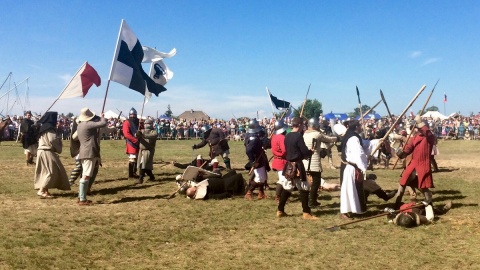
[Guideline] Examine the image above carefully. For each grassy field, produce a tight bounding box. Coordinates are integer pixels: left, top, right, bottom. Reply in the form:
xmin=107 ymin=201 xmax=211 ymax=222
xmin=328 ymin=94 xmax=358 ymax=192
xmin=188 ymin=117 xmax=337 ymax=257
xmin=0 ymin=138 xmax=479 ymax=270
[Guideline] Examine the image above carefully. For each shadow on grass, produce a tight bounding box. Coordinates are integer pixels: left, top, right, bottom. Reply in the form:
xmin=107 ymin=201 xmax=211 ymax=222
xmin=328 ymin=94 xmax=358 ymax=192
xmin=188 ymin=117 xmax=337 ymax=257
xmin=433 ymin=190 xmax=462 ymax=195
xmin=90 ymin=182 xmax=167 ymax=196
xmin=435 ymin=195 xmax=467 ymax=201
xmin=452 ymin=202 xmax=478 ymax=208
xmin=105 ymin=193 xmax=171 ymax=204
xmin=436 ymin=168 xmax=459 ymax=173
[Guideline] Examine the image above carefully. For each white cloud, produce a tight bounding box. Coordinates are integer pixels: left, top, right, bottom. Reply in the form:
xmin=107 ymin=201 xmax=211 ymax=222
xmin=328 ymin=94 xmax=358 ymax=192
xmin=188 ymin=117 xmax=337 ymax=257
xmin=409 ymin=51 xmax=422 ymax=58
xmin=59 ymin=73 xmax=72 ymax=85
xmin=421 ymin=58 xmax=440 ymax=66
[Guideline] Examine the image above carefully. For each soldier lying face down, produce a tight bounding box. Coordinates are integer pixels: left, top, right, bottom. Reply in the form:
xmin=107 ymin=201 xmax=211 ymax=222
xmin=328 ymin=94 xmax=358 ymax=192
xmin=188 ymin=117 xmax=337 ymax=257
xmin=386 ymin=200 xmax=452 ymax=228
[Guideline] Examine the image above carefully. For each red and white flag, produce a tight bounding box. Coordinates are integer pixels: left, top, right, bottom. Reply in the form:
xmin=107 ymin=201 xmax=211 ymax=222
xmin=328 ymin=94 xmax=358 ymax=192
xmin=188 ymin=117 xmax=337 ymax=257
xmin=58 ymin=62 xmax=101 ymax=99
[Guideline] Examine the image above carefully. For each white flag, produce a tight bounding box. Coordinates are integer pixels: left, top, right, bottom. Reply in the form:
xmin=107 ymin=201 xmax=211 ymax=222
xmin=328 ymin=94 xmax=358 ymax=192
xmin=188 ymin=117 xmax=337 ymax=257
xmin=109 ymin=20 xmax=166 ymax=96
xmin=142 ymin=46 xmax=176 ymax=63
xmin=149 ymin=59 xmax=173 ymax=86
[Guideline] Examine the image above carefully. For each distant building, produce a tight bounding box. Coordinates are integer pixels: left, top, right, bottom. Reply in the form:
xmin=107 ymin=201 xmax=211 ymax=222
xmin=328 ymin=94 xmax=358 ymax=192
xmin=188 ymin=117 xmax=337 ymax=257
xmin=177 ymin=109 xmax=210 ymax=121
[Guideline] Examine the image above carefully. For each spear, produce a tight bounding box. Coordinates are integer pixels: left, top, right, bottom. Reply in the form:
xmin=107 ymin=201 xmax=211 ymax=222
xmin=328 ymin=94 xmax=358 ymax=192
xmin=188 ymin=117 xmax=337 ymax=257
xmin=392 ymin=79 xmax=440 ymax=169
xmin=325 ymin=203 xmax=424 ymax=231
xmin=367 ymin=84 xmax=427 ymax=170
xmin=299 ymin=83 xmax=311 ymax=118
xmin=380 ymin=89 xmax=394 ymax=122
xmin=356 ymin=86 xmax=365 ymax=129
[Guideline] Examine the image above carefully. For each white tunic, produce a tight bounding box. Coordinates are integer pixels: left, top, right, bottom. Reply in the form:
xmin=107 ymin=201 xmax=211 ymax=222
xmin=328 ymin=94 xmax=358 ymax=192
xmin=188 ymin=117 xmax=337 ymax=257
xmin=340 ymin=136 xmax=368 ymax=214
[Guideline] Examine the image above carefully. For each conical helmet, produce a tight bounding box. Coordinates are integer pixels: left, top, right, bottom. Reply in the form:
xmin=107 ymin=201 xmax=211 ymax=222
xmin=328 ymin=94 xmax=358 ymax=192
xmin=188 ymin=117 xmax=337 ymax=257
xmin=129 ymin=108 xmax=137 ymax=116
xmin=308 ymin=118 xmax=320 ymax=130
xmin=274 ymin=120 xmax=287 ymax=134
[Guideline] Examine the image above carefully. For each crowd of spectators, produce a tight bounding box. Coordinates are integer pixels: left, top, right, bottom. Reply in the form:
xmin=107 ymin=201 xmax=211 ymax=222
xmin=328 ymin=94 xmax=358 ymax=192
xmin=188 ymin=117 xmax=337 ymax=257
xmin=1 ymin=112 xmax=480 ymax=141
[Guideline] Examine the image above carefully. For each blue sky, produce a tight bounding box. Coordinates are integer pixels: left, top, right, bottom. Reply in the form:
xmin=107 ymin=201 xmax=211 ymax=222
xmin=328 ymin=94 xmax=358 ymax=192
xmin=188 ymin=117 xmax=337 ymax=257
xmin=1 ymin=1 xmax=479 ymax=119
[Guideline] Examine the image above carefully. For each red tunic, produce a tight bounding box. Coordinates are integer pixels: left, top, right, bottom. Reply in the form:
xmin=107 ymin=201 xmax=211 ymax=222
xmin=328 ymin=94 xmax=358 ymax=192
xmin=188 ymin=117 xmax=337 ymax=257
xmin=122 ymin=120 xmax=139 ymax=155
xmin=270 ymin=133 xmax=287 ymax=171
xmin=400 ymin=126 xmax=435 ymax=189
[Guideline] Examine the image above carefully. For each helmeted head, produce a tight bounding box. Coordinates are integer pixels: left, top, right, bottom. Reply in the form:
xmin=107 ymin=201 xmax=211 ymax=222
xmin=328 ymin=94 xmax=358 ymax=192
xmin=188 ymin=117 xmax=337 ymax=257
xmin=129 ymin=108 xmax=137 ymax=119
xmin=247 ymin=118 xmax=261 ymax=133
xmin=415 ymin=115 xmax=425 ymax=128
xmin=274 ymin=120 xmax=287 ymax=134
xmin=395 ymin=212 xmax=419 ymax=228
xmin=308 ymin=118 xmax=320 ymax=130
xmin=144 ymin=118 xmax=153 ymax=129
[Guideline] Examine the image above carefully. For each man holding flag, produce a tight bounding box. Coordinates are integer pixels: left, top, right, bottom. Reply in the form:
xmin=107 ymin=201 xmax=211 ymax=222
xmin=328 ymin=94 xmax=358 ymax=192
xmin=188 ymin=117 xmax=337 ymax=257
xmin=123 ymin=108 xmax=141 ymax=180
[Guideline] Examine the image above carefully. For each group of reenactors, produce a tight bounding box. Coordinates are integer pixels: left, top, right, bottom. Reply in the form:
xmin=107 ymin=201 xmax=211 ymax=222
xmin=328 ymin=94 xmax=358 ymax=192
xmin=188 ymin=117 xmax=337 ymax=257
xmin=24 ymin=105 xmax=451 ymax=226
xmin=180 ymin=113 xmax=451 ymax=227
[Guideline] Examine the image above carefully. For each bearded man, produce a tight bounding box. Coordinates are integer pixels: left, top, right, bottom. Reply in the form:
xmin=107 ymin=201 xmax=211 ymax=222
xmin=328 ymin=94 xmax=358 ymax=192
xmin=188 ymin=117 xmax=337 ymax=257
xmin=123 ymin=108 xmax=140 ymax=179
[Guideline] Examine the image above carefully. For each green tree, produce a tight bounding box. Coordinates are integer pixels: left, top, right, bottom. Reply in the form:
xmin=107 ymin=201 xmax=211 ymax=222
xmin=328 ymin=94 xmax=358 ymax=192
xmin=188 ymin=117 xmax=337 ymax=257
xmin=165 ymin=104 xmax=173 ymax=118
xmin=348 ymin=105 xmax=373 ymax=118
xmin=66 ymin=112 xmax=74 ymax=118
xmin=425 ymin=105 xmax=439 ymax=112
xmin=294 ymin=99 xmax=323 ymax=119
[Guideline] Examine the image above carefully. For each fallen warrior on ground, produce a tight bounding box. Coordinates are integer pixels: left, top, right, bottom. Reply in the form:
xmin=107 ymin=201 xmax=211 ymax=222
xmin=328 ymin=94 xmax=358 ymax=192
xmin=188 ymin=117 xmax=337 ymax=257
xmin=386 ymin=200 xmax=452 ymax=228
xmin=175 ymin=166 xmax=245 ymax=200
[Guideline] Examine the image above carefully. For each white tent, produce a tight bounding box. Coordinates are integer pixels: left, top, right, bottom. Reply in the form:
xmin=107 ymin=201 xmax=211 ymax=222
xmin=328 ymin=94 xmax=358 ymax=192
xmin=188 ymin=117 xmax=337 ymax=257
xmin=421 ymin=111 xmax=447 ymax=120
xmin=104 ymin=110 xmax=126 ymax=120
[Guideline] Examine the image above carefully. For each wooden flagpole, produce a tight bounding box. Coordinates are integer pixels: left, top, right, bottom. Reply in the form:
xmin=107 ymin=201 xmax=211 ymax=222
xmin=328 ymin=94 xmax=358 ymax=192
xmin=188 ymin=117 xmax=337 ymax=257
xmin=103 ymin=19 xmax=125 ymax=114
xmin=45 ymin=63 xmax=86 ymax=112
xmin=266 ymin=87 xmax=276 ymax=118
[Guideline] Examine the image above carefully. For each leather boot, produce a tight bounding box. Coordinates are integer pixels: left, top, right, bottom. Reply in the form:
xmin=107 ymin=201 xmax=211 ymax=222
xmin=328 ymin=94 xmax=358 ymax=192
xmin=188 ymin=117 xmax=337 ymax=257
xmin=244 ymin=190 xmax=253 ymax=200
xmin=224 ymin=158 xmax=231 ymax=170
xmin=128 ymin=163 xmax=134 ymax=178
xmin=303 ymin=213 xmax=319 ymax=220
xmin=258 ymin=189 xmax=267 ymax=200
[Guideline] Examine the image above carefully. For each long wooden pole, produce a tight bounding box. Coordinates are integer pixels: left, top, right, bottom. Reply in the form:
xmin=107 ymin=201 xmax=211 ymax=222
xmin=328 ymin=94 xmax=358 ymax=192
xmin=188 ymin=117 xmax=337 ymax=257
xmin=103 ymin=20 xmax=125 ymax=114
xmin=45 ymin=63 xmax=86 ymax=112
xmin=360 ymin=99 xmax=382 ymax=119
xmin=325 ymin=203 xmax=424 ymax=231
xmin=299 ymin=83 xmax=311 ymax=118
xmin=367 ymin=84 xmax=427 ymax=168
xmin=392 ymin=80 xmax=439 ymax=169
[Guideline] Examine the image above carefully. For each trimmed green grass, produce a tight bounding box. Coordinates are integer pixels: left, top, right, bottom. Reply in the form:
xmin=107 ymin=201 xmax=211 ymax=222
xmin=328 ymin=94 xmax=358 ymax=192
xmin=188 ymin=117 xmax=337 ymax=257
xmin=0 ymin=139 xmax=479 ymax=269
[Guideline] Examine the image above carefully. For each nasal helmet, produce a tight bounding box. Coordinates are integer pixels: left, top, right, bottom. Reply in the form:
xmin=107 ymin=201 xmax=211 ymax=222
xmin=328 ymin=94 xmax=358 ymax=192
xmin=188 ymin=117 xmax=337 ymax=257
xmin=129 ymin=108 xmax=137 ymax=116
